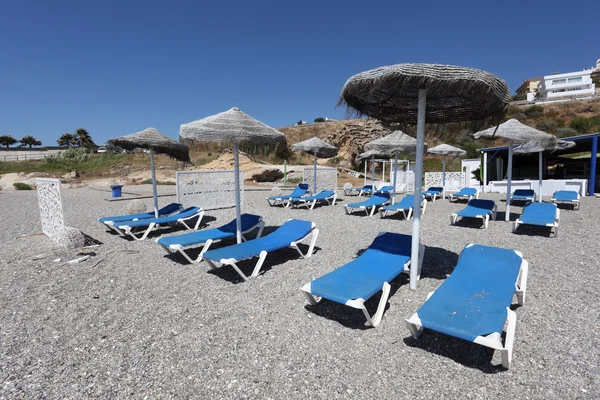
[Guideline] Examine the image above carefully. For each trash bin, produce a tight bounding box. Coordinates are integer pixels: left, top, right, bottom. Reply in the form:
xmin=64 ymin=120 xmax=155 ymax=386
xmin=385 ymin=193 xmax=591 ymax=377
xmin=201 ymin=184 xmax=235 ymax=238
xmin=110 ymin=184 xmax=123 ymax=198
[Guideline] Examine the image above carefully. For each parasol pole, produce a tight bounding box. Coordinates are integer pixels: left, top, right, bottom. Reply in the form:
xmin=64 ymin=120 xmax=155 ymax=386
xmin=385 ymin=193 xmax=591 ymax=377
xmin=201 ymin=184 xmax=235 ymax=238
xmin=371 ymin=155 xmax=375 ymax=189
xmin=233 ymin=141 xmax=242 ymax=243
xmin=410 ymin=88 xmax=426 ymax=290
xmin=442 ymin=155 xmax=447 ymax=200
xmin=150 ymin=148 xmax=159 ymax=218
xmin=538 ymin=151 xmax=543 ymax=202
xmin=364 ymin=161 xmax=367 ymax=186
xmin=505 ymin=140 xmax=513 ymax=222
xmin=392 ymin=152 xmax=398 ymax=204
xmin=313 ymin=150 xmax=318 ymax=194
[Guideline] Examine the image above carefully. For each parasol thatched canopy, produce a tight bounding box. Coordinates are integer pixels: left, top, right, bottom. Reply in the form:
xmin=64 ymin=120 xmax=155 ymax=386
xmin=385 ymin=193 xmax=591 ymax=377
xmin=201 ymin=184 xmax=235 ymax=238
xmin=338 ymin=63 xmax=511 ymax=125
xmin=109 ymin=128 xmax=190 ymax=162
xmin=364 ymin=130 xmax=424 ymax=157
xmin=427 ymin=143 xmax=467 ymax=157
xmin=179 ymin=107 xmax=286 ymax=145
xmin=514 ymin=139 xmax=575 ymax=154
xmin=473 ymin=119 xmax=560 ymax=148
xmin=291 ymin=137 xmax=338 ymax=158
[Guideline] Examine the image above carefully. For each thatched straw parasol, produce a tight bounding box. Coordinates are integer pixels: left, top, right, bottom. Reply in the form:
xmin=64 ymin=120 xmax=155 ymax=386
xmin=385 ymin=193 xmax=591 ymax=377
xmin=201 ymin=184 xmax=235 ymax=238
xmin=180 ymin=107 xmax=286 ymax=243
xmin=109 ymin=128 xmax=190 ymax=217
xmin=358 ymin=131 xmax=425 ymax=203
xmin=339 ymin=63 xmax=510 ymax=290
xmin=427 ymin=144 xmax=467 ymax=199
xmin=473 ymin=119 xmax=574 ymax=213
xmin=291 ymin=137 xmax=338 ymax=194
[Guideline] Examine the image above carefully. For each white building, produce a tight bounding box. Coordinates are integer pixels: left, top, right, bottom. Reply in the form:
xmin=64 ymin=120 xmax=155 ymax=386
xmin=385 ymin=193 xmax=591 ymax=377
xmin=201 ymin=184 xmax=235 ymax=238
xmin=538 ymin=70 xmax=596 ymax=100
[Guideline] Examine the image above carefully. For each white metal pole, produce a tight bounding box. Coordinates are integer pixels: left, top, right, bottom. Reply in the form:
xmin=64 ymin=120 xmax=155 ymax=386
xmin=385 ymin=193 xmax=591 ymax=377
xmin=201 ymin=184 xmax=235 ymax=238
xmin=371 ymin=155 xmax=375 ymax=189
xmin=483 ymin=151 xmax=488 ymax=193
xmin=382 ymin=159 xmax=386 ymax=184
xmin=233 ymin=141 xmax=242 ymax=243
xmin=392 ymin=152 xmax=398 ymax=204
xmin=505 ymin=140 xmax=513 ymax=222
xmin=150 ymin=148 xmax=159 ymax=218
xmin=538 ymin=151 xmax=543 ymax=202
xmin=410 ymin=89 xmax=426 ymax=290
xmin=364 ymin=161 xmax=367 ymax=186
xmin=313 ymin=151 xmax=317 ymax=194
xmin=442 ymin=155 xmax=447 ymax=200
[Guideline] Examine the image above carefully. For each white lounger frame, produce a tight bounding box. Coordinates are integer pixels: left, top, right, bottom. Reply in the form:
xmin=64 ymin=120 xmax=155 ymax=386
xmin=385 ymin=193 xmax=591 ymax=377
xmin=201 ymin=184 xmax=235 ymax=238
xmin=510 ymin=194 xmax=536 ymax=203
xmin=551 ymin=194 xmax=580 ymax=211
xmin=266 ymin=196 xmax=294 ymax=207
xmin=344 ymin=197 xmax=390 ymax=217
xmin=300 ymin=238 xmax=425 ymax=328
xmin=204 ymin=222 xmax=319 ymax=281
xmin=512 ymin=207 xmax=560 ymax=237
xmin=287 ymin=192 xmax=337 ymax=210
xmin=100 ymin=205 xmax=184 ymax=236
xmin=405 ymin=246 xmax=529 ymax=369
xmin=450 ymin=204 xmax=497 ymax=229
xmin=156 ymin=220 xmax=265 ymax=264
xmin=380 ymin=198 xmax=427 ymax=219
xmin=448 ymin=191 xmax=479 ymax=202
xmin=119 ymin=209 xmax=205 ymax=241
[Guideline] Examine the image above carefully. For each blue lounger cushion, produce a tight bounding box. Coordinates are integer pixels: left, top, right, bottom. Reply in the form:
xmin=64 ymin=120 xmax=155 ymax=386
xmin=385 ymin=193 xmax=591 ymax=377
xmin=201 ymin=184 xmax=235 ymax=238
xmin=99 ymin=203 xmax=182 ymax=224
xmin=552 ymin=190 xmax=579 ymax=202
xmin=157 ymin=214 xmax=262 ymax=248
xmin=203 ymin=219 xmax=314 ymax=262
xmin=423 ymin=187 xmax=443 ymax=195
xmin=452 ymin=188 xmax=477 ymax=198
xmin=375 ymin=185 xmax=394 ymax=194
xmin=309 ymin=233 xmax=411 ymax=305
xmin=347 ymin=193 xmax=389 ymax=208
xmin=456 ymin=199 xmax=495 ymax=218
xmin=517 ymin=202 xmax=557 ymax=226
xmin=267 ymin=184 xmax=309 ymax=201
xmin=291 ymin=190 xmax=335 ymax=202
xmin=118 ymin=207 xmax=201 ymax=229
xmin=416 ymin=244 xmax=523 ymax=342
xmin=382 ymin=195 xmax=424 ymax=212
xmin=512 ymin=189 xmax=535 ymax=200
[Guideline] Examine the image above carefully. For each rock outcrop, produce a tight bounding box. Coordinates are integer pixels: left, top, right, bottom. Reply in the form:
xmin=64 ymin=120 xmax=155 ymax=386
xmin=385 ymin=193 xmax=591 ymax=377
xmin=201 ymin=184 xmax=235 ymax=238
xmin=325 ymin=120 xmax=392 ymax=159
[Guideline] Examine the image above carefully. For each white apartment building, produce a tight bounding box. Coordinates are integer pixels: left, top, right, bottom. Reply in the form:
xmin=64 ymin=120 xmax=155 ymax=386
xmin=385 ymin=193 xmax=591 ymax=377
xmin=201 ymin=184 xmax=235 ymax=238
xmin=538 ymin=70 xmax=596 ymax=100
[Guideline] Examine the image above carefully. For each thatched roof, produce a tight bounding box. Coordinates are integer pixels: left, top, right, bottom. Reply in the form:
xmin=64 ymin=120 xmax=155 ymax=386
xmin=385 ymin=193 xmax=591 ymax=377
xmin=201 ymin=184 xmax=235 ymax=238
xmin=291 ymin=137 xmax=338 ymax=158
xmin=108 ymin=128 xmax=190 ymax=162
xmin=473 ymin=119 xmax=573 ymax=153
xmin=357 ymin=130 xmax=426 ymax=161
xmin=179 ymin=107 xmax=287 ymax=145
xmin=427 ymin=144 xmax=467 ymax=157
xmin=514 ymin=139 xmax=575 ymax=154
xmin=338 ymin=63 xmax=510 ymax=125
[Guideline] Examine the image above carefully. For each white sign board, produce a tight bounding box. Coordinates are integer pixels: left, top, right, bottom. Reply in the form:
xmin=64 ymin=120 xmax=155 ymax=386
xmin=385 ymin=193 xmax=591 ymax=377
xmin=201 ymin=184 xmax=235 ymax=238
xmin=176 ymin=170 xmax=243 ymax=211
xmin=424 ymin=172 xmax=466 ymax=192
xmin=36 ymin=178 xmax=64 ymax=237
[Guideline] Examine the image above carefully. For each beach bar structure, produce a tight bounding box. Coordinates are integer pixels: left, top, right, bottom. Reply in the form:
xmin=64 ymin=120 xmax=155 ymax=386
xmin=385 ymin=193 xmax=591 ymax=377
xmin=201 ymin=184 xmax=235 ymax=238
xmin=478 ymin=132 xmax=599 ymax=196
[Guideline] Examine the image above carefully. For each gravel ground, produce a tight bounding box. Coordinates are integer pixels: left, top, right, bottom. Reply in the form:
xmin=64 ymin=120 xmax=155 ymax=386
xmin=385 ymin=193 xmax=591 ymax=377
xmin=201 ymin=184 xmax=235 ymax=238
xmin=0 ymin=186 xmax=598 ymax=399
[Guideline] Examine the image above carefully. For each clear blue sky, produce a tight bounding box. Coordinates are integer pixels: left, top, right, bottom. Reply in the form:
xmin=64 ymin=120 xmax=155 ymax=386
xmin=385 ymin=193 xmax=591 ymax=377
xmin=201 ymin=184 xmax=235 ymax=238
xmin=1 ymin=0 xmax=599 ymax=146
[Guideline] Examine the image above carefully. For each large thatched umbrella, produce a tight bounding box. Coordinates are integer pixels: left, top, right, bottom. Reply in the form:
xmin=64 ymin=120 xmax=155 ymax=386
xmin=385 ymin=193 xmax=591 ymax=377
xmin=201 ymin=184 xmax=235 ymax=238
xmin=358 ymin=131 xmax=425 ymax=203
xmin=473 ymin=119 xmax=573 ymax=217
xmin=339 ymin=63 xmax=510 ymax=290
xmin=427 ymin=144 xmax=467 ymax=199
xmin=179 ymin=107 xmax=286 ymax=243
xmin=109 ymin=128 xmax=190 ymax=218
xmin=291 ymin=137 xmax=338 ymax=194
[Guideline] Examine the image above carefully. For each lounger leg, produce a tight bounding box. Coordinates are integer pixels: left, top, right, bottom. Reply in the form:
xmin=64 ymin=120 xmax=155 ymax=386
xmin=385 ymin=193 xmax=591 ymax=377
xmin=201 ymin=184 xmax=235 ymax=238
xmin=501 ymin=308 xmax=517 ymax=369
xmin=344 ymin=205 xmax=352 ymax=215
xmin=331 ymin=193 xmax=337 ymax=206
xmin=484 ymin=215 xmax=489 ymax=229
xmin=291 ymin=229 xmax=320 ymax=259
xmin=405 ymin=313 xmax=424 ymax=338
xmin=255 ymin=221 xmax=265 ymax=238
xmin=302 ymin=291 xmax=322 ymax=306
xmin=125 ymin=223 xmax=156 ymax=241
xmin=369 ymin=206 xmax=377 ymax=217
xmin=196 ymin=239 xmax=214 ymax=262
xmin=516 ymin=260 xmax=529 ymax=305
xmin=250 ymin=251 xmax=268 ymax=277
xmin=406 ymin=208 xmax=413 ymax=220
xmin=310 ymin=200 xmax=317 ymax=210
xmin=380 ymin=208 xmax=386 ymax=218
xmin=450 ymin=214 xmax=457 ymax=225
xmin=421 ymin=200 xmax=427 ymax=215
xmin=512 ymin=222 xmax=518 ymax=233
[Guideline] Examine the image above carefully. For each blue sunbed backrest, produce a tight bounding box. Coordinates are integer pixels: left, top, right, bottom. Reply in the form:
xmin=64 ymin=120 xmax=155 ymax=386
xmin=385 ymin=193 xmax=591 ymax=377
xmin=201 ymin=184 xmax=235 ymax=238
xmin=290 ymin=184 xmax=309 ymax=198
xmin=553 ymin=190 xmax=578 ymax=201
xmin=219 ymin=214 xmax=262 ymax=233
xmin=367 ymin=232 xmax=412 ymax=257
xmin=376 ymin=186 xmax=394 ymax=194
xmin=361 ymin=185 xmax=374 ymax=191
xmin=467 ymin=199 xmax=495 ymax=211
xmin=398 ymin=194 xmax=424 ymax=208
xmin=426 ymin=187 xmax=443 ymax=193
xmin=160 ymin=203 xmax=183 ymax=215
xmin=513 ymin=189 xmax=534 ymax=197
xmin=523 ymin=202 xmax=556 ymax=218
xmin=315 ymin=190 xmax=335 ymax=199
xmin=265 ymin=219 xmax=313 ymax=247
xmin=458 ymin=188 xmax=477 ymax=196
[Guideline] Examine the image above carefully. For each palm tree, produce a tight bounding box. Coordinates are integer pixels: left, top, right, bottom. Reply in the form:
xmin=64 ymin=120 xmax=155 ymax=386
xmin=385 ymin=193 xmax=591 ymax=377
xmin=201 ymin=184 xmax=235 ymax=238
xmin=20 ymin=135 xmax=42 ymax=148
xmin=0 ymin=135 xmax=17 ymax=148
xmin=74 ymin=128 xmax=96 ymax=148
xmin=57 ymin=133 xmax=76 ymax=147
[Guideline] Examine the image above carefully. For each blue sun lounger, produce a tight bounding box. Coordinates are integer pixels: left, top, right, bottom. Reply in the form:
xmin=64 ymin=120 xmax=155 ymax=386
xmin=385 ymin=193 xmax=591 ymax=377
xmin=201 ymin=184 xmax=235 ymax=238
xmin=202 ymin=219 xmax=319 ymax=281
xmin=356 ymin=185 xmax=374 ymax=196
xmin=99 ymin=203 xmax=183 ymax=235
xmin=511 ymin=189 xmax=536 ymax=203
xmin=288 ymin=190 xmax=337 ymax=209
xmin=301 ymin=232 xmax=424 ymax=327
xmin=117 ymin=206 xmax=205 ymax=240
xmin=406 ymin=244 xmax=528 ymax=369
xmin=380 ymin=194 xmax=426 ymax=219
xmin=156 ymin=214 xmax=265 ymax=263
xmin=451 ymin=199 xmax=496 ymax=229
xmin=345 ymin=193 xmax=390 ymax=216
xmin=266 ymin=184 xmax=309 ymax=207
xmin=512 ymin=202 xmax=559 ymax=237
xmin=551 ymin=190 xmax=580 ymax=210
xmin=422 ymin=186 xmax=443 ymax=202
xmin=448 ymin=187 xmax=478 ymax=202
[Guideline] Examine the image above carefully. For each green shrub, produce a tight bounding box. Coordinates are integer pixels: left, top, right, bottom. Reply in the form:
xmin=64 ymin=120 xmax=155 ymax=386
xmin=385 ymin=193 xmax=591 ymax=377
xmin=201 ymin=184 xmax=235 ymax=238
xmin=569 ymin=116 xmax=597 ymax=133
xmin=536 ymin=119 xmax=558 ymax=132
xmin=556 ymin=127 xmax=578 ymax=138
xmin=524 ymin=105 xmax=544 ymax=117
xmin=13 ymin=182 xmax=33 ymax=190
xmin=508 ymin=105 xmax=524 ymax=115
xmin=513 ymin=112 xmax=528 ymax=121
xmin=327 ymin=156 xmax=343 ymax=165
xmin=45 ymin=148 xmax=89 ymax=167
xmin=314 ymin=117 xmax=325 ymax=123
xmin=511 ymin=93 xmax=526 ymax=101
